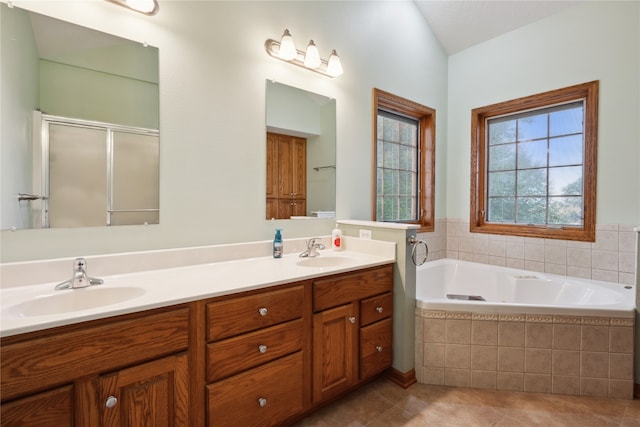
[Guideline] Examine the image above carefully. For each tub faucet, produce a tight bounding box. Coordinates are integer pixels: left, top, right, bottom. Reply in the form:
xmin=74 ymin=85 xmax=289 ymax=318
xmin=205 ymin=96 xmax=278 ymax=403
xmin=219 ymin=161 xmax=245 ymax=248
xmin=300 ymin=238 xmax=325 ymax=258
xmin=54 ymin=258 xmax=104 ymax=290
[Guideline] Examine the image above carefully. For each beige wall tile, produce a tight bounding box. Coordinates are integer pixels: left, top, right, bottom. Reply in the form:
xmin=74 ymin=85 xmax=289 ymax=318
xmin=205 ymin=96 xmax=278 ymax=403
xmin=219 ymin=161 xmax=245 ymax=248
xmin=424 ymin=343 xmax=445 ymax=367
xmin=580 ymin=377 xmax=608 ymax=398
xmin=472 ymin=320 xmax=498 ymax=346
xmin=497 ymin=372 xmax=524 ymax=391
xmin=525 ymin=322 xmax=552 ymax=348
xmin=524 ymin=373 xmax=551 ymax=393
xmin=545 ymin=245 xmax=566 ymax=265
xmin=471 ymin=346 xmax=497 ymax=371
xmin=525 ymin=243 xmax=545 ymax=262
xmin=423 ymin=367 xmax=444 ymax=385
xmin=553 ymin=324 xmax=580 ymax=350
xmin=505 ymin=258 xmax=525 ymax=270
xmin=424 ymin=319 xmax=445 ymax=343
xmin=545 ymin=263 xmax=566 ymax=276
xmin=591 ymin=269 xmax=618 ymax=283
xmin=471 ymin=370 xmax=497 ymax=389
xmin=525 ymin=348 xmax=551 ymax=374
xmin=592 ymin=250 xmax=619 ymax=271
xmin=444 ymin=368 xmax=470 ymax=387
xmin=581 ymin=325 xmax=609 ymax=352
xmin=552 ymin=350 xmax=580 ymax=376
xmin=498 ymin=322 xmax=525 ymax=347
xmin=580 ymin=352 xmax=609 ymax=378
xmin=609 ymin=353 xmax=633 ymax=380
xmin=498 ymin=347 xmax=524 ymax=373
xmin=609 ymin=327 xmax=634 ymax=353
xmin=446 ymin=319 xmax=471 ymax=344
xmin=609 ymin=380 xmax=634 ymax=400
xmin=445 ymin=344 xmax=470 ymax=369
xmin=505 ymin=242 xmax=525 ymax=260
xmin=567 ymin=248 xmax=591 ymax=268
xmin=552 ymin=375 xmax=580 ymax=395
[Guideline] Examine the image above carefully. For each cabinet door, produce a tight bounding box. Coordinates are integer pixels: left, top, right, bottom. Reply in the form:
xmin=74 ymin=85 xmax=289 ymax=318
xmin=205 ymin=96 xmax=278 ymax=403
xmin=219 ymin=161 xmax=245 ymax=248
xmin=312 ymin=304 xmax=357 ymax=403
xmin=360 ymin=318 xmax=393 ymax=380
xmin=290 ymin=138 xmax=306 ymax=199
xmin=0 ymin=385 xmax=73 ymax=426
xmin=101 ymin=353 xmax=189 ymax=427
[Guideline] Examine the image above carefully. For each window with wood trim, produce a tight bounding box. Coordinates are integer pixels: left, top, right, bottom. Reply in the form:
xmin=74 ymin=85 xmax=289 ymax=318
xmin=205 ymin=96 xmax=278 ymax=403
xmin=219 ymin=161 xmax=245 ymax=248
xmin=373 ymin=89 xmax=435 ymax=231
xmin=470 ymin=81 xmax=599 ymax=241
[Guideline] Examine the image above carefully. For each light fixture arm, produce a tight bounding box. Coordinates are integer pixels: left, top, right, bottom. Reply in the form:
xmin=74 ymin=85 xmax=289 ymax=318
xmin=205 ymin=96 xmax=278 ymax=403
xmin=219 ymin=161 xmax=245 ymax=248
xmin=265 ymin=36 xmax=343 ymax=78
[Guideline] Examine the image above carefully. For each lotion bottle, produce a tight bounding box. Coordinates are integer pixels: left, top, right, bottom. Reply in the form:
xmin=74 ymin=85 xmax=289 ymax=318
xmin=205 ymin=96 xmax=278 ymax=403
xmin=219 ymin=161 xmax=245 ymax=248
xmin=273 ymin=228 xmax=283 ymax=258
xmin=331 ymin=224 xmax=343 ymax=250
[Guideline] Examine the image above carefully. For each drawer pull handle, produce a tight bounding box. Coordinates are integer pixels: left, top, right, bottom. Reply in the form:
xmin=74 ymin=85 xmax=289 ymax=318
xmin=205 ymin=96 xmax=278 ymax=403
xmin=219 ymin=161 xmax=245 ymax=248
xmin=105 ymin=396 xmax=118 ymax=409
xmin=349 ymin=316 xmax=356 ymax=324
xmin=258 ymin=307 xmax=268 ymax=316
xmin=376 ymin=345 xmax=383 ymax=352
xmin=258 ymin=397 xmax=267 ymax=408
xmin=259 ymin=345 xmax=268 ymax=354
xmin=376 ymin=306 xmax=384 ymax=313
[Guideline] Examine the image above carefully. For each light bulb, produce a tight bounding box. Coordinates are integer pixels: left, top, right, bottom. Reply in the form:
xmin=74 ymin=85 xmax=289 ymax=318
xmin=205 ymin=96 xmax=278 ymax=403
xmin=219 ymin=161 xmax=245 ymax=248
xmin=304 ymin=40 xmax=321 ymax=69
xmin=125 ymin=0 xmax=157 ymax=13
xmin=326 ymin=50 xmax=343 ymax=77
xmin=278 ymin=29 xmax=297 ymax=61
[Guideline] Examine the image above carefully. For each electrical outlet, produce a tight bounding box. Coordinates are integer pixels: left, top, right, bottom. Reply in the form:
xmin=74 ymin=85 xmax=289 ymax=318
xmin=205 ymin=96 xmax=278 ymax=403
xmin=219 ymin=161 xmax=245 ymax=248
xmin=359 ymin=229 xmax=372 ymax=240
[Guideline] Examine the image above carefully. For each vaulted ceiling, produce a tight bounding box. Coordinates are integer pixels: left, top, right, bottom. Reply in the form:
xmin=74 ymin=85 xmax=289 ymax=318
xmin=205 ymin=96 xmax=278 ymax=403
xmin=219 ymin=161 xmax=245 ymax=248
xmin=413 ymin=1 xmax=583 ymax=55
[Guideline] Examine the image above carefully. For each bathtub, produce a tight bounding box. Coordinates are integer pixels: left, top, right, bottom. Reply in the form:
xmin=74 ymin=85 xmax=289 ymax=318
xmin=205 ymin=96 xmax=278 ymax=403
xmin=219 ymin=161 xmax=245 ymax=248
xmin=416 ymin=258 xmax=635 ymax=318
xmin=415 ymin=259 xmax=636 ymax=398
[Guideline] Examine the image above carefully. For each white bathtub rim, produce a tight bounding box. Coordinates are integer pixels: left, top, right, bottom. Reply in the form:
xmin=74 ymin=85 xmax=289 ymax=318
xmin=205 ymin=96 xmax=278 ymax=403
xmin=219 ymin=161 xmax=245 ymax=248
xmin=415 ymin=258 xmax=636 ymax=318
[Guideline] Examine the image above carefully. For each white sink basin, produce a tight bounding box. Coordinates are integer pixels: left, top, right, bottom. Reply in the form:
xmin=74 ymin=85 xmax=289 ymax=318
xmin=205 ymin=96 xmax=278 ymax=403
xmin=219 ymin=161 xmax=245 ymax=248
xmin=5 ymin=286 xmax=146 ymax=318
xmin=296 ymin=256 xmax=354 ymax=268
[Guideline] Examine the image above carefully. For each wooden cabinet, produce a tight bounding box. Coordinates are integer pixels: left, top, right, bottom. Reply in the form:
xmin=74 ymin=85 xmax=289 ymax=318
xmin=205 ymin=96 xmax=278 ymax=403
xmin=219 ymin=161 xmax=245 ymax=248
xmin=204 ymin=284 xmax=306 ymax=427
xmin=0 ymin=305 xmax=191 ymax=427
xmin=311 ymin=265 xmax=393 ymax=404
xmin=0 ymin=386 xmax=73 ymax=426
xmin=101 ymin=352 xmax=190 ymax=427
xmin=1 ymin=263 xmax=394 ymax=427
xmin=266 ymin=132 xmax=306 ymax=219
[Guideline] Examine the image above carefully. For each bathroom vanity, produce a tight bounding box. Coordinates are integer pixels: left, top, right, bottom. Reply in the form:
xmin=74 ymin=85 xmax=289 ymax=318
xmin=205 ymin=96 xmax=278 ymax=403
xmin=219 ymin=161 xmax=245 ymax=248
xmin=0 ymin=244 xmax=395 ymax=426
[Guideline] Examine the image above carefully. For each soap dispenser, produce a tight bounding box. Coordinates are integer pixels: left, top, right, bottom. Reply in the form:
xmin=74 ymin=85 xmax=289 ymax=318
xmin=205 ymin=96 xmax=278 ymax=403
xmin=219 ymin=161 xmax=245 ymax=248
xmin=273 ymin=229 xmax=283 ymax=258
xmin=331 ymin=224 xmax=343 ymax=250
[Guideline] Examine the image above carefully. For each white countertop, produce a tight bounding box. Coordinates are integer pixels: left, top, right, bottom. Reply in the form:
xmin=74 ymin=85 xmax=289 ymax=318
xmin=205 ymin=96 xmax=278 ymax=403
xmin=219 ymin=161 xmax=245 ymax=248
xmin=1 ymin=239 xmax=396 ymax=338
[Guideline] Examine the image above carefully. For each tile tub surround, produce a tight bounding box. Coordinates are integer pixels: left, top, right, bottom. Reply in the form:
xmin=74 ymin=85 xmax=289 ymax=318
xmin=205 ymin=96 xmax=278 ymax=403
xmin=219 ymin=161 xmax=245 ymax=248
xmin=415 ymin=309 xmax=635 ymax=399
xmin=418 ymin=220 xmax=638 ymax=286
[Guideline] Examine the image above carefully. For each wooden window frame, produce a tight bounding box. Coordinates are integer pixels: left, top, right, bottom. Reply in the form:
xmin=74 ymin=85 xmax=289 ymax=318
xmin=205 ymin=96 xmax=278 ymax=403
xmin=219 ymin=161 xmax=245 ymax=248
xmin=470 ymin=81 xmax=599 ymax=241
xmin=372 ymin=88 xmax=436 ymax=232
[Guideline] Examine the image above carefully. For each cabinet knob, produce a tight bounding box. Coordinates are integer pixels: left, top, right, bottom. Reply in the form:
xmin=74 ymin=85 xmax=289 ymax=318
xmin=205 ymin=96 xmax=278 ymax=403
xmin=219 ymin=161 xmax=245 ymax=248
xmin=105 ymin=395 xmax=118 ymax=409
xmin=376 ymin=306 xmax=384 ymax=313
xmin=349 ymin=316 xmax=356 ymax=324
xmin=258 ymin=397 xmax=267 ymax=408
xmin=258 ymin=345 xmax=268 ymax=354
xmin=258 ymin=307 xmax=268 ymax=316
xmin=376 ymin=345 xmax=383 ymax=352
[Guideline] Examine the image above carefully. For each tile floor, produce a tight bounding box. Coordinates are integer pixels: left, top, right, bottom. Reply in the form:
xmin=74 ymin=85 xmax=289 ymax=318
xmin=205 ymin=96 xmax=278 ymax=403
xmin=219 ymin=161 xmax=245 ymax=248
xmin=294 ymin=378 xmax=640 ymax=426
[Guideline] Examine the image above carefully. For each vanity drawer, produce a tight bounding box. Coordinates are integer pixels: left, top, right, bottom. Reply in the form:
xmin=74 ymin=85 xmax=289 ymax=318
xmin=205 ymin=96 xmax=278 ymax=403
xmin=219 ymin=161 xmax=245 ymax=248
xmin=1 ymin=306 xmax=190 ymax=400
xmin=207 ymin=352 xmax=303 ymax=427
xmin=360 ymin=292 xmax=393 ymax=327
xmin=313 ymin=265 xmax=393 ymax=312
xmin=207 ymin=319 xmax=303 ymax=382
xmin=360 ymin=318 xmax=392 ymax=380
xmin=207 ymin=285 xmax=303 ymax=342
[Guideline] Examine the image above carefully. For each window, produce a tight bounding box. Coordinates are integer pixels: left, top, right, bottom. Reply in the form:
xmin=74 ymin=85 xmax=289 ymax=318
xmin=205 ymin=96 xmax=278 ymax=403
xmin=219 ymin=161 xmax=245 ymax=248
xmin=470 ymin=81 xmax=598 ymax=241
xmin=373 ymin=89 xmax=435 ymax=231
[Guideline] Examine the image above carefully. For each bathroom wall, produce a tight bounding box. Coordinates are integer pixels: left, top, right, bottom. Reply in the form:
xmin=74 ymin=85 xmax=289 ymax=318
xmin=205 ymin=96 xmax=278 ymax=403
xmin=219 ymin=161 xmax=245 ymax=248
xmin=0 ymin=0 xmax=448 ymax=262
xmin=446 ymin=1 xmax=640 ymax=226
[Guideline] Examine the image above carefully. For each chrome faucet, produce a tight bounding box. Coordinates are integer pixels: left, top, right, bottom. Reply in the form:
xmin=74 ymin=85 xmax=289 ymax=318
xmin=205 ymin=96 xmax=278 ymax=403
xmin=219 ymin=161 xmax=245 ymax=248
xmin=299 ymin=238 xmax=326 ymax=258
xmin=55 ymin=258 xmax=104 ymax=290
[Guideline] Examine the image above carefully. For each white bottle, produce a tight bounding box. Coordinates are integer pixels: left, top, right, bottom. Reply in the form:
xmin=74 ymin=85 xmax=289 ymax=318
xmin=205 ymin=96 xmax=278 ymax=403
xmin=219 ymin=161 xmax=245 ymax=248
xmin=331 ymin=224 xmax=343 ymax=250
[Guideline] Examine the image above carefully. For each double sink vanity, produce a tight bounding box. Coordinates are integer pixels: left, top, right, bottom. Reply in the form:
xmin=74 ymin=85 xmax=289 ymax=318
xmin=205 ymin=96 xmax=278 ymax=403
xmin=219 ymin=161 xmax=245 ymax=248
xmin=0 ymin=236 xmax=396 ymax=426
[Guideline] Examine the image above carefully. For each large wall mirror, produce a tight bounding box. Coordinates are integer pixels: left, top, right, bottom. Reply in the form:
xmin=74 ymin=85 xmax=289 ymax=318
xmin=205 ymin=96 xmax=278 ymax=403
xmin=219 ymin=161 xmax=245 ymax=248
xmin=265 ymin=81 xmax=336 ymax=220
xmin=1 ymin=4 xmax=160 ymax=230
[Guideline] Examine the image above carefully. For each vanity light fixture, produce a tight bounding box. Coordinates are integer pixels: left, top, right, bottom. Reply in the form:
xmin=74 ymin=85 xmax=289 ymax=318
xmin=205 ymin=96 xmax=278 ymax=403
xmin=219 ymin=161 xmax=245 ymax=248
xmin=106 ymin=0 xmax=159 ymax=15
xmin=265 ymin=29 xmax=344 ymax=77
